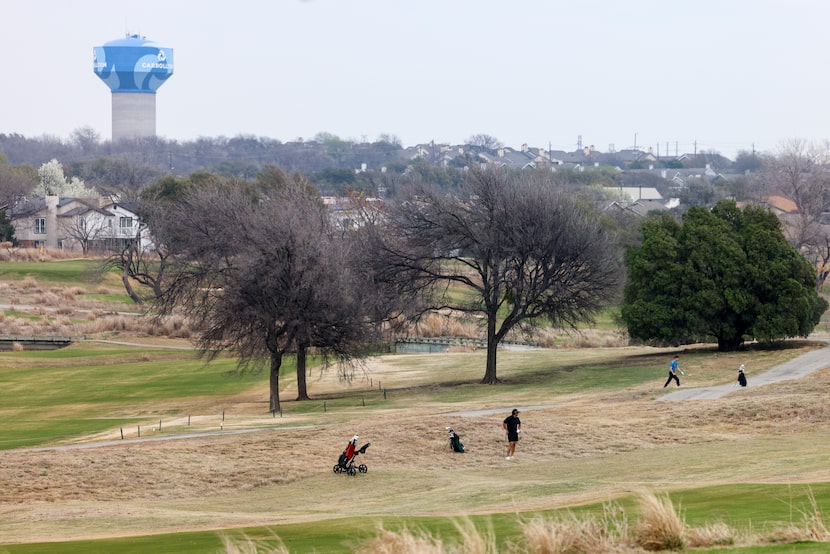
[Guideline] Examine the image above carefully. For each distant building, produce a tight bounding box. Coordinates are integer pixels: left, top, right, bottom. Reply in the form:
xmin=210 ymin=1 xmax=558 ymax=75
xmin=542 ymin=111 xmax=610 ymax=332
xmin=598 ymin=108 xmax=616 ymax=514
xmin=10 ymin=197 xmax=149 ymax=252
xmin=616 ymin=187 xmax=663 ymax=203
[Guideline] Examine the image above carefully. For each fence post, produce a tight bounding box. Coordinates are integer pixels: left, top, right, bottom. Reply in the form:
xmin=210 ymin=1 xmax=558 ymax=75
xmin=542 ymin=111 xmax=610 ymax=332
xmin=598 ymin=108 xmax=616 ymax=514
xmin=383 ymin=389 xmax=387 ymax=400
xmin=137 ymin=425 xmax=141 ymax=438
xmin=120 ymin=427 xmax=124 ymax=440
xmin=323 ymin=401 xmax=327 ymax=413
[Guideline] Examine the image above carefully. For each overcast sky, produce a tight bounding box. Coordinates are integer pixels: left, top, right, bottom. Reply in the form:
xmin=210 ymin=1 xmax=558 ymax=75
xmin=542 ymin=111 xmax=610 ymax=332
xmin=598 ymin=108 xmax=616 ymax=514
xmin=2 ymin=0 xmax=829 ymax=159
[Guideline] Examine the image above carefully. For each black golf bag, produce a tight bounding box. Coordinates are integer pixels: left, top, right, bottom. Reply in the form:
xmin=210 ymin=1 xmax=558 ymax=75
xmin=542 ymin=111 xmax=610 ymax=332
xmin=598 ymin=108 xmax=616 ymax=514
xmin=738 ymin=370 xmax=747 ymax=387
xmin=447 ymin=427 xmax=465 ymax=453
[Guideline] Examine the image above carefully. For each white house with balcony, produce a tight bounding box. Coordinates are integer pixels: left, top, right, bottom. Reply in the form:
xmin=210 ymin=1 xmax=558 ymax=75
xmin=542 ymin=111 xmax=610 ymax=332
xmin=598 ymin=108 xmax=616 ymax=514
xmin=10 ymin=196 xmax=150 ymax=252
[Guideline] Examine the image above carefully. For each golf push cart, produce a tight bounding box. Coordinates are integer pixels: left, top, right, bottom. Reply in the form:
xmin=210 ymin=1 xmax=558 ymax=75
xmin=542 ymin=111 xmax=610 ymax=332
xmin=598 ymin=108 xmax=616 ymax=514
xmin=333 ymin=434 xmax=370 ymax=476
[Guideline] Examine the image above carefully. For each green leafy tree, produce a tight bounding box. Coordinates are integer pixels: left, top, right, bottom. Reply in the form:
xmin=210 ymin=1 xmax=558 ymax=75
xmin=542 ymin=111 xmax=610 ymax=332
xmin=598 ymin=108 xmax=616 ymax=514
xmin=0 ymin=210 xmax=17 ymax=244
xmin=621 ymin=200 xmax=828 ymax=350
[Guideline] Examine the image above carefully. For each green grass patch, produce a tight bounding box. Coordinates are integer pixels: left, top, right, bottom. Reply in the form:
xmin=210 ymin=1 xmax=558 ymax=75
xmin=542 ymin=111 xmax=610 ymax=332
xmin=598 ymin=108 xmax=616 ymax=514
xmin=83 ymin=292 xmax=136 ymax=304
xmin=0 ymin=260 xmax=102 ymax=283
xmin=3 ymin=308 xmax=45 ymax=321
xmin=0 ymin=343 xmax=279 ymax=448
xmin=671 ymin=483 xmax=830 ymax=531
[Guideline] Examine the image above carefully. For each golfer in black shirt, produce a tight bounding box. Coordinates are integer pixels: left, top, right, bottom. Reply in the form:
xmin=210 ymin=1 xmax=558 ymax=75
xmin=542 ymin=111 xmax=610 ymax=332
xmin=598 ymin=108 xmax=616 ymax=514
xmin=502 ymin=408 xmax=521 ymax=460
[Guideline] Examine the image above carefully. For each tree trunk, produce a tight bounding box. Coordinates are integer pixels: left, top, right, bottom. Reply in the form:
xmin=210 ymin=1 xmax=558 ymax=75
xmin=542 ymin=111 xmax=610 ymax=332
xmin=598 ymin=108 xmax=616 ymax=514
xmin=121 ymin=267 xmax=144 ymax=305
xmin=818 ymin=269 xmax=828 ymax=292
xmin=269 ymin=350 xmax=283 ymax=414
xmin=717 ymin=336 xmax=742 ymax=352
xmin=480 ymin=312 xmax=500 ymax=384
xmin=296 ymin=343 xmax=310 ymax=401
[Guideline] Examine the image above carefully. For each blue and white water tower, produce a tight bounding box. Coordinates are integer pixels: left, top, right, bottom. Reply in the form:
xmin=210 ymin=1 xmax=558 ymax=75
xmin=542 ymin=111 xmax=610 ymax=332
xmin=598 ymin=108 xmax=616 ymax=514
xmin=93 ymin=34 xmax=174 ymax=141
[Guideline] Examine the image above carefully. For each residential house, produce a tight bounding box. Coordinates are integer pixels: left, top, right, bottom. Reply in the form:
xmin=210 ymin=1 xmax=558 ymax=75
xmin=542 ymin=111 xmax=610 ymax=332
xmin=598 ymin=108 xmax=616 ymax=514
xmin=615 ymin=186 xmax=663 ymax=203
xmin=475 ymin=147 xmax=537 ymax=170
xmin=11 ymin=196 xmax=148 ymax=252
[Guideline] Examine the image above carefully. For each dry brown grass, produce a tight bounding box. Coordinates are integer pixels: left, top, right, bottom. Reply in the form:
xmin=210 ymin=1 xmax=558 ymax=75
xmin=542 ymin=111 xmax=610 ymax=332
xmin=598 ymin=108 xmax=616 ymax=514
xmin=363 ymin=519 xmax=497 ymax=554
xmin=220 ymin=532 xmax=290 ymax=554
xmin=356 ymin=491 xmax=830 ymax=553
xmin=520 ymin=509 xmax=630 ymax=553
xmin=410 ymin=313 xmax=481 ymax=339
xmin=362 ymin=527 xmax=447 ymax=554
xmin=0 ymin=273 xmax=197 ymax=338
xmin=683 ymin=522 xmax=737 ymax=549
xmin=0 ymin=246 xmax=81 ymax=262
xmin=631 ymin=493 xmax=685 ymax=551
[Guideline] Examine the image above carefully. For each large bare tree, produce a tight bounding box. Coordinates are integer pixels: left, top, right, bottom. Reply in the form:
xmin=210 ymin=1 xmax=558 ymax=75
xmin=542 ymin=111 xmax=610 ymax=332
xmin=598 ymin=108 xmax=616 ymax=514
xmin=366 ymin=166 xmax=623 ymax=384
xmin=154 ymin=178 xmax=383 ymax=411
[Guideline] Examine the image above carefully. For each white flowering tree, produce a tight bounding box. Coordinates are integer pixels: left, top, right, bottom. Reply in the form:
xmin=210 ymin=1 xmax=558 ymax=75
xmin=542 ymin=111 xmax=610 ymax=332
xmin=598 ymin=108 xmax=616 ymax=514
xmin=35 ymin=159 xmax=97 ymax=198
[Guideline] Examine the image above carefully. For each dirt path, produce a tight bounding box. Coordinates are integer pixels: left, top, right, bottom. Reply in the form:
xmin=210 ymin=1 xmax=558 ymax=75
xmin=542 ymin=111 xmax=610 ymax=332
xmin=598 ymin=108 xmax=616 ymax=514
xmin=659 ymin=340 xmax=830 ymax=401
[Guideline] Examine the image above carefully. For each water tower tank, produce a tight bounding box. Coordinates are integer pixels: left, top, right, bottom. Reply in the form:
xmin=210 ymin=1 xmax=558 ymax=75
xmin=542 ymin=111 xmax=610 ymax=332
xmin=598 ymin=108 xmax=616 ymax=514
xmin=93 ymin=34 xmax=174 ymax=142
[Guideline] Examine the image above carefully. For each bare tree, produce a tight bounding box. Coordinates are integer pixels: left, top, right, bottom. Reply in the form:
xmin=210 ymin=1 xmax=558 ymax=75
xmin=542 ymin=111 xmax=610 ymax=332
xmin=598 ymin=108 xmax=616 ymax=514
xmin=58 ymin=202 xmax=110 ymax=254
xmin=765 ymin=139 xmax=830 ymax=289
xmin=70 ymin=126 xmax=101 ymax=155
xmin=466 ymin=134 xmax=503 ymax=150
xmin=366 ymin=166 xmax=623 ymax=384
xmin=104 ymin=226 xmax=169 ymax=305
xmin=0 ymin=162 xmax=36 ymax=209
xmin=154 ymin=180 xmax=383 ymax=411
xmin=82 ymin=157 xmax=161 ymax=203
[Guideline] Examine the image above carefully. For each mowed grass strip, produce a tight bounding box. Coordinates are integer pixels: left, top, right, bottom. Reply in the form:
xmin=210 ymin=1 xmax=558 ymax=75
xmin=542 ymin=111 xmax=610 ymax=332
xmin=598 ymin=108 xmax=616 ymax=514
xmin=0 ymin=259 xmax=99 ymax=282
xmin=0 ymin=343 xmax=275 ymax=448
xmin=3 ymin=484 xmax=829 ymax=553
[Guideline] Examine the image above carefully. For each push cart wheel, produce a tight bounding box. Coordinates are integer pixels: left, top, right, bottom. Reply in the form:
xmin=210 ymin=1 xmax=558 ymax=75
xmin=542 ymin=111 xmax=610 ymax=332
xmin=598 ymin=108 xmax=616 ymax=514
xmin=348 ymin=466 xmax=357 ymax=476
xmin=358 ymin=464 xmax=368 ymax=473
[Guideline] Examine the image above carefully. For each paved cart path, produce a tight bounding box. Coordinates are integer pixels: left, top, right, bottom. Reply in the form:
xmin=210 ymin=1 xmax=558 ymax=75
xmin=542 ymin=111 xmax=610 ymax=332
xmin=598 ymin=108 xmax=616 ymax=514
xmin=658 ymin=341 xmax=830 ymax=401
